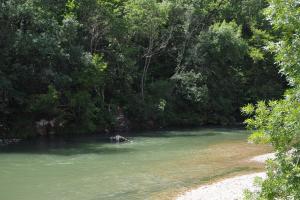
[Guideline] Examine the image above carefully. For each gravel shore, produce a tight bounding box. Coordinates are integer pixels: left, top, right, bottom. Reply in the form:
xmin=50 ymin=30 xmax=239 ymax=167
xmin=249 ymin=153 xmax=275 ymax=163
xmin=176 ymin=153 xmax=274 ymax=200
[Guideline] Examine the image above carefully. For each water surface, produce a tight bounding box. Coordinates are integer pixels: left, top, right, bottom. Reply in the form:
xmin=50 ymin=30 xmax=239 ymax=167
xmin=0 ymin=128 xmax=270 ymax=200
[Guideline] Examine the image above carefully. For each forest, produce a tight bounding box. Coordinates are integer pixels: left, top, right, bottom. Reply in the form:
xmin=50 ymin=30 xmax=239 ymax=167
xmin=0 ymin=0 xmax=287 ymax=138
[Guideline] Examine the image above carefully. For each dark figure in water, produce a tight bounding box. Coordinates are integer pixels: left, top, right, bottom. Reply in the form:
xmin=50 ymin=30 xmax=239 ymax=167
xmin=110 ymin=135 xmax=129 ymax=143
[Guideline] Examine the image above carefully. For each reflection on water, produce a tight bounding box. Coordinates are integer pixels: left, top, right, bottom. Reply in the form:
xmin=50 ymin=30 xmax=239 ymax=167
xmin=0 ymin=128 xmax=271 ymax=200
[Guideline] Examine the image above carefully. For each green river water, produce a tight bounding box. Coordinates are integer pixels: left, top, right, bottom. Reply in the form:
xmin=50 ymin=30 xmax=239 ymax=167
xmin=0 ymin=128 xmax=270 ymax=200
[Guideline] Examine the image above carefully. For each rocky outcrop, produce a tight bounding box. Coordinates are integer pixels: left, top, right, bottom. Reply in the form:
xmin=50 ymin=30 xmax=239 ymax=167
xmin=0 ymin=138 xmax=22 ymax=146
xmin=35 ymin=119 xmax=56 ymax=136
xmin=114 ymin=107 xmax=129 ymax=133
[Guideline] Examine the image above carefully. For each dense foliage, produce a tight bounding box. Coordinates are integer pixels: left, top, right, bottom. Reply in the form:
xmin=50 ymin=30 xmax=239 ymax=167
xmin=0 ymin=0 xmax=286 ymax=138
xmin=243 ymin=0 xmax=300 ymax=199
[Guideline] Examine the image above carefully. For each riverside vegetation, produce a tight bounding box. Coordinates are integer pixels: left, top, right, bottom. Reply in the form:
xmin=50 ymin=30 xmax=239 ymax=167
xmin=1 ymin=0 xmax=300 ymax=199
xmin=0 ymin=0 xmax=286 ymax=138
xmin=242 ymin=0 xmax=300 ymax=199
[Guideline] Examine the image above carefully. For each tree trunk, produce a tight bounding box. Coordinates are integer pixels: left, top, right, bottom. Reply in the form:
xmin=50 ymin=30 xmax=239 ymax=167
xmin=141 ymin=56 xmax=152 ymax=100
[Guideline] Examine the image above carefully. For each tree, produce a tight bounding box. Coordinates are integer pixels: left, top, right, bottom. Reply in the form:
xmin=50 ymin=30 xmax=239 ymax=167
xmin=0 ymin=0 xmax=108 ymax=136
xmin=176 ymin=21 xmax=248 ymax=124
xmin=124 ymin=0 xmax=172 ymax=100
xmin=242 ymin=0 xmax=300 ymax=199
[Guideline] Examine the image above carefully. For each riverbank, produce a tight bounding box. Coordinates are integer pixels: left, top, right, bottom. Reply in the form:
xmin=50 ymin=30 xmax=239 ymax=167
xmin=176 ymin=153 xmax=275 ymax=200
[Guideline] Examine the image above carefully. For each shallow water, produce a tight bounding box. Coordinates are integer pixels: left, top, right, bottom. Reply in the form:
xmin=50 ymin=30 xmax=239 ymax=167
xmin=0 ymin=128 xmax=270 ymax=200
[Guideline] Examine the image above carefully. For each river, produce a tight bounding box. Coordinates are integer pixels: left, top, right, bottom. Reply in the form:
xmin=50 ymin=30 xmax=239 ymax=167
xmin=0 ymin=128 xmax=271 ymax=200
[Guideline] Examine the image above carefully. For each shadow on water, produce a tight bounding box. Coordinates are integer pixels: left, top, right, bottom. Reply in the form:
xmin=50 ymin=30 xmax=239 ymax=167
xmin=138 ymin=132 xmax=220 ymax=138
xmin=0 ymin=128 xmax=247 ymax=156
xmin=132 ymin=128 xmax=246 ymax=138
xmin=0 ymin=138 xmax=135 ymax=156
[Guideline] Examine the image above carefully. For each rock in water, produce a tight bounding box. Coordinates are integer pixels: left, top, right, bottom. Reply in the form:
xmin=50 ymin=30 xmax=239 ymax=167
xmin=110 ymin=135 xmax=129 ymax=143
